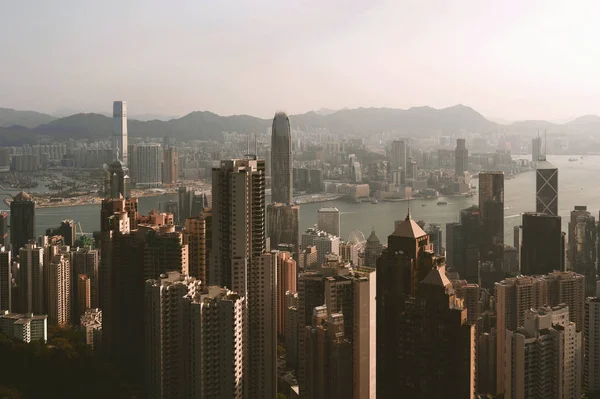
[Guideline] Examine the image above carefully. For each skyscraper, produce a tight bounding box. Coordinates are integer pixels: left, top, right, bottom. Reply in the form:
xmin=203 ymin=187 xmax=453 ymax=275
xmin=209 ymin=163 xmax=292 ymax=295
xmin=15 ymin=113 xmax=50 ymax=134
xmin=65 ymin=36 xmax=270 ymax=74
xmin=317 ymin=207 xmax=340 ymax=237
xmin=266 ymin=203 xmax=300 ymax=252
xmin=161 ymin=146 xmax=178 ymax=185
xmin=536 ymin=157 xmax=558 ymax=215
xmin=183 ymin=217 xmax=207 ymax=283
xmin=585 ymin=294 xmax=600 ymax=394
xmin=210 ymin=158 xmax=265 ymax=289
xmin=71 ymin=247 xmax=99 ymax=308
xmin=460 ymin=205 xmax=481 ymax=283
xmin=364 ymin=230 xmax=382 ymax=267
xmin=46 ymin=220 xmax=76 ymax=247
xmin=17 ymin=242 xmax=44 ymax=315
xmin=112 ymin=101 xmax=128 ymax=164
xmin=108 ymin=158 xmax=131 ymax=199
xmin=479 ymin=171 xmax=504 ymax=264
xmin=521 ymin=212 xmax=564 ymax=275
xmin=532 ymin=136 xmax=542 ymax=164
xmin=0 ymin=247 xmax=10 ymax=311
xmin=301 ymin=227 xmax=340 ymax=266
xmin=389 ymin=140 xmax=408 ymax=173
xmin=271 ymin=111 xmax=293 ymax=204
xmin=10 ymin=191 xmax=35 ymax=257
xmin=568 ymin=206 xmax=596 ymax=295
xmin=130 ymin=144 xmax=162 ymax=187
xmin=47 ymin=252 xmax=71 ymax=326
xmin=379 ymin=264 xmax=475 ymax=398
xmin=505 ymin=305 xmax=581 ymax=399
xmin=455 ymin=138 xmax=468 ymax=175
xmin=0 ymin=211 xmax=7 ymax=246
xmin=276 ymin=251 xmax=296 ymax=337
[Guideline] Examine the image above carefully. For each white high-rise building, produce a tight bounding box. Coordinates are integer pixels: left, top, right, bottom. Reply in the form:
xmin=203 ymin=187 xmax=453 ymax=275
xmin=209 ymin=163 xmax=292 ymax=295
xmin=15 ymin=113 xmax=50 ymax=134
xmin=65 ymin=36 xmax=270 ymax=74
xmin=301 ymin=227 xmax=340 ymax=266
xmin=130 ymin=143 xmax=162 ymax=187
xmin=112 ymin=101 xmax=128 ymax=164
xmin=144 ymin=272 xmax=245 ymax=399
xmin=48 ymin=253 xmax=71 ymax=326
xmin=0 ymin=310 xmax=47 ymax=343
xmin=505 ymin=305 xmax=581 ymax=399
xmin=317 ymin=207 xmax=340 ymax=237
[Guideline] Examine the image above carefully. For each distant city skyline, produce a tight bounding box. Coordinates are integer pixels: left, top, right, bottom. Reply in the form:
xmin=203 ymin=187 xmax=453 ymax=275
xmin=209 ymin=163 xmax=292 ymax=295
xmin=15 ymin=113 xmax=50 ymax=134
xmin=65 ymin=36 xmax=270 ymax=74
xmin=3 ymin=1 xmax=600 ymax=120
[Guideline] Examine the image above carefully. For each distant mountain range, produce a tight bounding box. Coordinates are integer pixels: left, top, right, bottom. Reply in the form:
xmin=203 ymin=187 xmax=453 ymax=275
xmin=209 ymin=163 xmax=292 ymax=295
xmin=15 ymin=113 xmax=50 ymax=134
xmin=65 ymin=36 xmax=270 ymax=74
xmin=0 ymin=105 xmax=599 ymax=146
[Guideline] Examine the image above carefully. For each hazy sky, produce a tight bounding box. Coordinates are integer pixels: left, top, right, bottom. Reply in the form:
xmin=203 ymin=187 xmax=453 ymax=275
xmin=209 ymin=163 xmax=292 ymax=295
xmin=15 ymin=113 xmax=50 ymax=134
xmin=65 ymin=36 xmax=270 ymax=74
xmin=1 ymin=0 xmax=599 ymax=120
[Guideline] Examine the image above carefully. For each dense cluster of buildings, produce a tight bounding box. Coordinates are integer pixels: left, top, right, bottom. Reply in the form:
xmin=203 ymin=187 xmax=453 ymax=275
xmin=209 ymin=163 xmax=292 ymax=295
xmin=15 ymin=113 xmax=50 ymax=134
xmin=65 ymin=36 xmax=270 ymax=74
xmin=4 ymin=101 xmax=600 ymax=399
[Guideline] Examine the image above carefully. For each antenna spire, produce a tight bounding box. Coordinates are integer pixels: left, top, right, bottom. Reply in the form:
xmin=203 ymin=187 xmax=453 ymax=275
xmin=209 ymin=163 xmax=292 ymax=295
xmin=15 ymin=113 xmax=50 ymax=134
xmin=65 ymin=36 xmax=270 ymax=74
xmin=406 ymin=197 xmax=411 ymax=220
xmin=246 ymin=133 xmax=250 ymax=157
xmin=254 ymin=133 xmax=257 ymax=156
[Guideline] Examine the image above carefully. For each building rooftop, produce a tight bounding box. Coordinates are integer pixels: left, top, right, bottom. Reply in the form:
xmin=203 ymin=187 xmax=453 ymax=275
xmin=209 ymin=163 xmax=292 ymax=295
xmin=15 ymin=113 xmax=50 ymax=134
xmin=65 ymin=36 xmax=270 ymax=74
xmin=536 ymin=159 xmax=556 ymax=170
xmin=367 ymin=230 xmax=380 ymax=243
xmin=13 ymin=191 xmax=32 ymax=201
xmin=391 ymin=212 xmax=427 ymax=238
xmin=318 ymin=207 xmax=339 ymax=213
xmin=422 ymin=266 xmax=451 ymax=288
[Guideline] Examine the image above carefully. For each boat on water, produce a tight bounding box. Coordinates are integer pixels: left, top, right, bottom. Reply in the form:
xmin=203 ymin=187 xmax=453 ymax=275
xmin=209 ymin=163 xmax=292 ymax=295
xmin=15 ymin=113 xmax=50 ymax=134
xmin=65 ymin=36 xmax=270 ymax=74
xmin=437 ymin=201 xmax=448 ymax=205
xmin=569 ymin=157 xmax=578 ymax=162
xmin=371 ymin=198 xmax=378 ymax=204
xmin=421 ymin=204 xmax=427 ymax=207
xmin=354 ymin=198 xmax=361 ymax=204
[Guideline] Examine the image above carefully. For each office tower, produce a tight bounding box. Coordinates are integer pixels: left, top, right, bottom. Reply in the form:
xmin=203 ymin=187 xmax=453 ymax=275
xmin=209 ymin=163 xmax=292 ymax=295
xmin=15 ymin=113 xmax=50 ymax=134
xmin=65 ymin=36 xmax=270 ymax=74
xmin=71 ymin=247 xmax=99 ymax=308
xmin=46 ymin=220 xmax=76 ymax=247
xmin=532 ymin=136 xmax=542 ymax=163
xmin=210 ymin=158 xmax=266 ymax=289
xmin=112 ymin=101 xmax=128 ymax=164
xmin=426 ymin=223 xmax=443 ymax=256
xmin=108 ymin=158 xmax=131 ymax=199
xmin=364 ymin=230 xmax=382 ymax=267
xmin=379 ymin=264 xmax=475 ymax=398
xmin=266 ymin=203 xmax=300 ymax=252
xmin=77 ymin=274 xmax=91 ymax=319
xmin=298 ymin=245 xmax=318 ymax=269
xmin=544 ymin=271 xmax=585 ymax=331
xmin=301 ymin=228 xmax=340 ymax=266
xmin=461 ymin=205 xmax=481 ymax=283
xmin=513 ymin=224 xmax=521 ymax=267
xmin=271 ymin=111 xmax=293 ymax=204
xmin=390 ymin=140 xmax=408 ymax=173
xmin=495 ymin=276 xmax=547 ymax=395
xmin=130 ymin=143 xmax=162 ymax=187
xmin=569 ymin=206 xmax=597 ymax=295
xmin=0 ymin=211 xmax=7 ymax=246
xmin=81 ymin=308 xmax=102 ymax=350
xmin=47 ymin=253 xmax=71 ymax=326
xmin=505 ymin=305 xmax=581 ymax=399
xmin=305 ymin=308 xmax=353 ymax=399
xmin=317 ymin=207 xmax=340 ymax=237
xmin=142 ymin=225 xmax=188 ymax=280
xmin=276 ymin=251 xmax=296 ymax=337
xmin=248 ymin=252 xmax=278 ymax=399
xmin=183 ymin=217 xmax=207 ymax=283
xmin=0 ymin=310 xmax=47 ymax=343
xmin=536 ymin=157 xmax=558 ymax=215
xmin=455 ymin=138 xmax=468 ymax=174
xmin=585 ymin=294 xmax=600 ymax=394
xmin=445 ymin=222 xmax=463 ymax=271
xmin=161 ymin=146 xmax=178 ymax=185
xmin=178 ymin=186 xmax=194 ymax=224
xmin=521 ymin=212 xmax=564 ymax=275
xmin=0 ymin=247 xmax=10 ymax=311
xmin=10 ymin=191 xmax=35 ymax=257
xmin=453 ymin=281 xmax=481 ymax=324
xmin=479 ymin=171 xmax=504 ymax=264
xmin=17 ymin=242 xmax=44 ymax=315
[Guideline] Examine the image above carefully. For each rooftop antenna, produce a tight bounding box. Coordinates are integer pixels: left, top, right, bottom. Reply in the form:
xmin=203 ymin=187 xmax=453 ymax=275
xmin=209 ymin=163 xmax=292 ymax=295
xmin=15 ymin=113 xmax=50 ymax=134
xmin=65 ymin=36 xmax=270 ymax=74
xmin=254 ymin=133 xmax=258 ymax=157
xmin=406 ymin=197 xmax=411 ymax=220
xmin=544 ymin=130 xmax=547 ymax=156
xmin=246 ymin=133 xmax=250 ymax=157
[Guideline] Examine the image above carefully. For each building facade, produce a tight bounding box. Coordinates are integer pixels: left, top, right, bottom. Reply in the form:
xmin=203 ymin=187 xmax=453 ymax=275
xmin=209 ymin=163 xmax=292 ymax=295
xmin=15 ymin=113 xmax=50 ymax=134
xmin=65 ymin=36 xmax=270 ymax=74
xmin=271 ymin=112 xmax=293 ymax=204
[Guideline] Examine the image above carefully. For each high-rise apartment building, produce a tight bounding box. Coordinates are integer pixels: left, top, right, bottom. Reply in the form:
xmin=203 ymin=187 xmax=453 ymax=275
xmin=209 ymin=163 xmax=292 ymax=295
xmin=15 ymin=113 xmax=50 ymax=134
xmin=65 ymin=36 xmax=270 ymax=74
xmin=460 ymin=205 xmax=481 ymax=282
xmin=183 ymin=217 xmax=207 ymax=283
xmin=10 ymin=191 xmax=35 ymax=257
xmin=521 ymin=212 xmax=564 ymax=275
xmin=112 ymin=101 xmax=128 ymax=164
xmin=0 ymin=247 xmax=10 ymax=311
xmin=0 ymin=310 xmax=47 ymax=343
xmin=305 ymin=308 xmax=353 ymax=399
xmin=445 ymin=222 xmax=463 ymax=271
xmin=479 ymin=171 xmax=504 ymax=264
xmin=46 ymin=220 xmax=76 ymax=247
xmin=161 ymin=146 xmax=178 ymax=185
xmin=317 ymin=207 xmax=340 ymax=237
xmin=389 ymin=140 xmax=408 ymax=173
xmin=455 ymin=138 xmax=469 ymax=175
xmin=17 ymin=242 xmax=44 ymax=315
xmin=210 ymin=158 xmax=265 ymax=289
xmin=544 ymin=271 xmax=585 ymax=332
xmin=145 ymin=273 xmax=245 ymax=399
xmin=285 ymin=292 xmax=299 ymax=369
xmin=536 ymin=157 xmax=558 ymax=215
xmin=0 ymin=211 xmax=7 ymax=246
xmin=271 ymin=112 xmax=293 ymax=204
xmin=248 ymin=252 xmax=278 ymax=399
xmin=380 ymin=265 xmax=475 ymax=398
xmin=71 ymin=247 xmax=99 ymax=308
xmin=77 ymin=274 xmax=91 ymax=320
xmin=426 ymin=223 xmax=443 ymax=256
xmin=568 ymin=206 xmax=596 ymax=295
xmin=339 ymin=241 xmax=359 ymax=266
xmin=505 ymin=305 xmax=581 ymax=399
xmin=47 ymin=253 xmax=71 ymax=326
xmin=276 ymin=251 xmax=296 ymax=337
xmin=141 ymin=225 xmax=188 ymax=281
xmin=266 ymin=203 xmax=300 ymax=252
